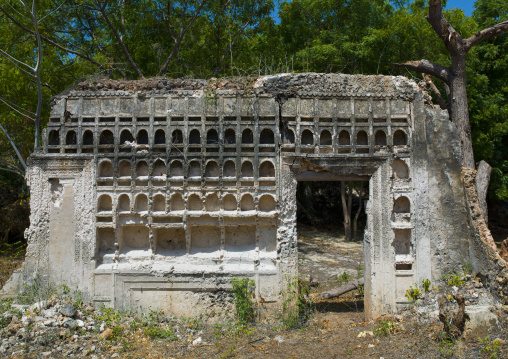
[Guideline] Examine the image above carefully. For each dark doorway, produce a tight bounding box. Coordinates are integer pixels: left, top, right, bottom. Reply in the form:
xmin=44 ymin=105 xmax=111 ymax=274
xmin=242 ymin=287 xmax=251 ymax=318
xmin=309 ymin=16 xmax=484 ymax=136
xmin=297 ymin=181 xmax=368 ymax=314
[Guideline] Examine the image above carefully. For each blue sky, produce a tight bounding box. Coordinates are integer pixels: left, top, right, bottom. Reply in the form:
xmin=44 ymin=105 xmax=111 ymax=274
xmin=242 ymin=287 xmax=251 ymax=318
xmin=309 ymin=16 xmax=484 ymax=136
xmin=445 ymin=0 xmax=476 ymax=16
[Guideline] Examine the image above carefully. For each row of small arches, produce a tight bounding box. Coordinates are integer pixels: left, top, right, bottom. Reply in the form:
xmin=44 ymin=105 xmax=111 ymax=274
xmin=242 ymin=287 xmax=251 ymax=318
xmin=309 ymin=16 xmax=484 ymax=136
xmin=97 ymin=193 xmax=276 ymax=212
xmin=98 ymin=159 xmax=276 ymax=178
xmin=47 ymin=128 xmax=407 ymax=147
xmin=48 ymin=128 xmax=276 ymax=146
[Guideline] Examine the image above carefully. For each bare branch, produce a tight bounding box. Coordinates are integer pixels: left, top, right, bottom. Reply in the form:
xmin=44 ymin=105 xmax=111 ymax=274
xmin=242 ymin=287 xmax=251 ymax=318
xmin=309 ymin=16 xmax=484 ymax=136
xmin=393 ymin=59 xmax=451 ymax=84
xmin=426 ymin=0 xmax=462 ymax=54
xmin=0 ymin=167 xmax=23 ymax=175
xmin=0 ymin=95 xmax=36 ymax=119
xmin=0 ymin=5 xmax=104 ymax=68
xmin=0 ymin=123 xmax=27 ymax=171
xmin=0 ymin=49 xmax=35 ymax=74
xmin=96 ymin=5 xmax=144 ymax=78
xmin=0 ymin=160 xmax=23 ymax=174
xmin=423 ymin=74 xmax=448 ymax=112
xmin=158 ymin=0 xmax=208 ymax=76
xmin=465 ymin=20 xmax=508 ymax=51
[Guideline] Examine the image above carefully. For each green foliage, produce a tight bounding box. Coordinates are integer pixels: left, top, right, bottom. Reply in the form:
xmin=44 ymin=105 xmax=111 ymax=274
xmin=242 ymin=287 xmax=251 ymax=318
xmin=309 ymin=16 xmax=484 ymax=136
xmin=462 ymin=264 xmax=473 ymax=275
xmin=479 ymin=337 xmax=501 ymax=359
xmin=405 ymin=284 xmax=422 ymax=302
xmin=16 ymin=274 xmax=56 ymax=305
xmin=336 ymin=271 xmax=352 ymax=285
xmin=279 ymin=275 xmax=314 ymax=329
xmin=142 ymin=310 xmax=177 ymax=340
xmin=444 ymin=273 xmax=465 ymax=287
xmin=374 ymin=320 xmax=394 ymax=336
xmin=231 ymin=277 xmax=256 ymax=325
xmin=422 ymin=278 xmax=431 ymax=293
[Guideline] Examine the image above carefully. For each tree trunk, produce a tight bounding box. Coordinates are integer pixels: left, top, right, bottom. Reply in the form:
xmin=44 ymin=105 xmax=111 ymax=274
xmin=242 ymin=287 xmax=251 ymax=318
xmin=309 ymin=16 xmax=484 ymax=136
xmin=353 ymin=182 xmax=364 ymax=240
xmin=341 ymin=182 xmax=351 ymax=241
xmin=320 ymin=277 xmax=365 ymax=299
xmin=475 ymin=160 xmax=492 ymax=224
xmin=450 ymin=54 xmax=475 ymax=169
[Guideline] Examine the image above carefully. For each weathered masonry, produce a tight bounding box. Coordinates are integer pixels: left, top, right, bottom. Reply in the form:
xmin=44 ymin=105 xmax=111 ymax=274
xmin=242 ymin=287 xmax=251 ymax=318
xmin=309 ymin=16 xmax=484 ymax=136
xmin=3 ymin=73 xmax=473 ymax=319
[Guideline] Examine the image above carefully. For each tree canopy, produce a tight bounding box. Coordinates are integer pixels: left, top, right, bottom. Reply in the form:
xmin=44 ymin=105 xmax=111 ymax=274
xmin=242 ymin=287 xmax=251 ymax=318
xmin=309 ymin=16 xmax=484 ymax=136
xmin=0 ymin=0 xmax=507 ymax=198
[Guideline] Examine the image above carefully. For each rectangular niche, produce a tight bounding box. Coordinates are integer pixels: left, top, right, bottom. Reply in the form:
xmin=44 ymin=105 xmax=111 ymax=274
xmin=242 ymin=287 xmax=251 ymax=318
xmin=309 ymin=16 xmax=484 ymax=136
xmin=120 ymin=225 xmax=150 ymax=253
xmin=190 ymin=225 xmax=221 ymax=253
xmin=258 ymin=225 xmax=277 ymax=252
xmin=225 ymin=225 xmax=256 ymax=252
xmin=155 ymin=228 xmax=186 ymax=255
xmin=97 ymin=228 xmax=115 ymax=254
xmin=393 ymin=229 xmax=412 ymax=255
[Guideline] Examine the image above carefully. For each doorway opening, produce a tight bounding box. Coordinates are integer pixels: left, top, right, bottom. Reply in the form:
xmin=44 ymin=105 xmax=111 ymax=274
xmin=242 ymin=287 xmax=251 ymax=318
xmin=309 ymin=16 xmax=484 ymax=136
xmin=297 ymin=180 xmax=369 ymax=314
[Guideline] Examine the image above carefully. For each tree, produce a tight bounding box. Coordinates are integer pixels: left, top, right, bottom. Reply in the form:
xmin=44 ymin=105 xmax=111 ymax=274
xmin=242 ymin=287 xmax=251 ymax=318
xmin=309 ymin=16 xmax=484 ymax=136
xmin=394 ymin=0 xmax=508 ymax=170
xmin=0 ymin=0 xmax=43 ymax=175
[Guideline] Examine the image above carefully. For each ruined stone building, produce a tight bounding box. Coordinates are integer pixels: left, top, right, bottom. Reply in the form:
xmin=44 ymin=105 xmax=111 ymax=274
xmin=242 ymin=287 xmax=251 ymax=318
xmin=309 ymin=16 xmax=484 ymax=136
xmin=2 ymin=73 xmax=478 ymax=319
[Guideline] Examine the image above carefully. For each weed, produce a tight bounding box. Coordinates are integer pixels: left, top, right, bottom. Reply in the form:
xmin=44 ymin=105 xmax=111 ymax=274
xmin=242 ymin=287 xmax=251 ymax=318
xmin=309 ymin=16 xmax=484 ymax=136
xmin=444 ymin=273 xmax=465 ymax=287
xmin=336 ymin=271 xmax=352 ymax=285
xmin=231 ymin=277 xmax=256 ymax=325
xmin=405 ymin=284 xmax=422 ymax=302
xmin=479 ymin=337 xmax=500 ymax=359
xmin=375 ymin=320 xmax=394 ymax=336
xmin=439 ymin=338 xmax=455 ymax=358
xmin=16 ymin=274 xmax=56 ymax=305
xmin=142 ymin=309 xmax=177 ymax=340
xmin=279 ymin=275 xmax=314 ymax=329
xmin=422 ymin=278 xmax=431 ymax=293
xmin=462 ymin=264 xmax=473 ymax=276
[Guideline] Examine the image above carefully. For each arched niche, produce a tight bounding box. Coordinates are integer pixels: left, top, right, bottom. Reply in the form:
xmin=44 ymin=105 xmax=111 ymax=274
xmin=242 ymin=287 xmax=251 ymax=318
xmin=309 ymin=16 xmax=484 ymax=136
xmin=48 ymin=130 xmax=60 ymax=146
xmin=301 ymin=129 xmax=314 ymax=145
xmin=136 ymin=161 xmax=149 ymax=177
xmin=394 ymin=196 xmax=410 ymax=213
xmin=338 ymin=130 xmax=350 ymax=145
xmin=98 ymin=160 xmax=114 ymax=177
xmin=356 ymin=130 xmax=368 ymax=145
xmin=120 ymin=129 xmax=134 ymax=144
xmin=189 ymin=160 xmax=201 ymax=177
xmin=205 ymin=193 xmax=220 ymax=211
xmin=207 ymin=129 xmax=219 ymax=145
xmin=393 ymin=130 xmax=407 ymax=146
xmin=285 ymin=129 xmax=295 ymax=144
xmin=224 ymin=129 xmax=236 ymax=144
xmin=259 ymin=195 xmax=276 ymax=212
xmin=117 ymin=194 xmax=130 ymax=212
xmin=189 ymin=129 xmax=201 ymax=144
xmin=82 ymin=130 xmax=93 ymax=146
xmin=259 ymin=161 xmax=275 ymax=178
xmin=320 ymin=130 xmax=332 ymax=146
xmin=205 ymin=161 xmax=219 ymax=177
xmin=375 ymin=130 xmax=387 ymax=146
xmin=242 ymin=129 xmax=253 ymax=144
xmin=99 ymin=130 xmax=114 ymax=145
xmin=188 ymin=194 xmax=202 ymax=211
xmin=153 ymin=194 xmax=166 ymax=212
xmin=97 ymin=194 xmax=112 ymax=212
xmin=170 ymin=160 xmax=184 ymax=177
xmin=240 ymin=194 xmax=255 ymax=211
xmin=135 ymin=194 xmax=148 ymax=212
xmin=223 ymin=160 xmax=236 ymax=177
xmin=153 ymin=159 xmax=166 ymax=176
xmin=223 ymin=194 xmax=237 ymax=211
xmin=241 ymin=161 xmax=253 ymax=177
xmin=154 ymin=129 xmax=166 ymax=145
xmin=137 ymin=129 xmax=149 ymax=145
xmin=66 ymin=131 xmax=77 ymax=145
xmin=260 ymin=129 xmax=274 ymax=144
xmin=118 ymin=160 xmax=131 ymax=177
xmin=170 ymin=193 xmax=184 ymax=211
xmin=172 ymin=130 xmax=183 ymax=144
xmin=392 ymin=160 xmax=409 ymax=179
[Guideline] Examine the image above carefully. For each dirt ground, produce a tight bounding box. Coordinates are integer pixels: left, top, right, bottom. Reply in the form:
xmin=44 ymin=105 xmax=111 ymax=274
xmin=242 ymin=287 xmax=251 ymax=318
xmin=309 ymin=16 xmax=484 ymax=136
xmin=3 ymin=225 xmax=508 ymax=359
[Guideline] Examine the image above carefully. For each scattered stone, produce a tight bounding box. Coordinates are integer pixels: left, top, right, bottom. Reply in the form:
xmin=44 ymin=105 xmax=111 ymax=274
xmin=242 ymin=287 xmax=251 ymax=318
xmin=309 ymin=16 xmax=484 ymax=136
xmin=192 ymin=337 xmax=203 ymax=346
xmin=274 ymin=335 xmax=284 ymax=343
xmin=60 ymin=303 xmax=77 ymax=318
xmin=6 ymin=322 xmax=21 ymax=334
xmin=99 ymin=328 xmax=113 ymax=340
xmin=318 ymin=313 xmax=354 ymax=329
